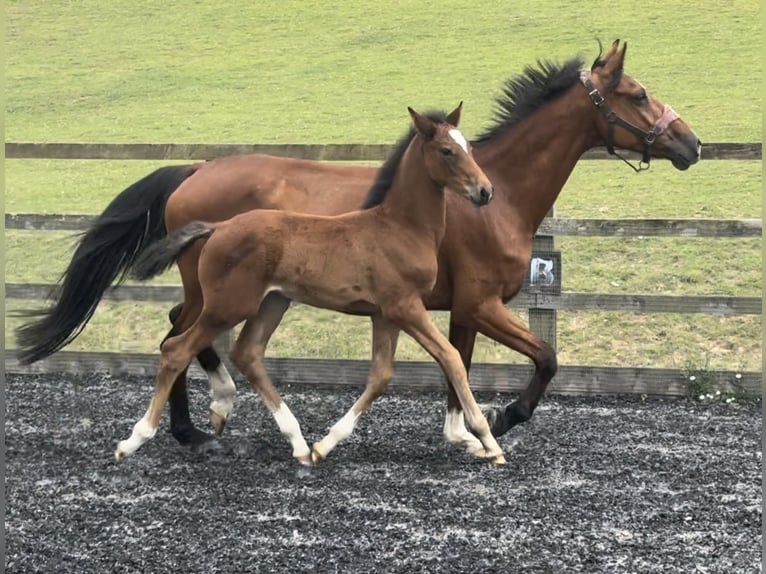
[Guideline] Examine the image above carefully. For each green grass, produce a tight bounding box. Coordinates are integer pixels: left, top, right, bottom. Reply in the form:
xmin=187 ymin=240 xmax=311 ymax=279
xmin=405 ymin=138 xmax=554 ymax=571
xmin=5 ymin=0 xmax=763 ymax=372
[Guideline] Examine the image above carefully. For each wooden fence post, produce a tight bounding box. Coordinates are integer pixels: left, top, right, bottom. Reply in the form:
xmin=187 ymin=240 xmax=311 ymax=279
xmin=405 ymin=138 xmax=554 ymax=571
xmin=528 ymin=207 xmax=557 ymax=350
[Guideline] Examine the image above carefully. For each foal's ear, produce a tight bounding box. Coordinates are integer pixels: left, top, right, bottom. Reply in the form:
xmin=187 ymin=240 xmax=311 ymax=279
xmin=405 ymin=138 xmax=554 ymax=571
xmin=445 ymin=101 xmax=463 ymax=127
xmin=408 ymin=107 xmax=437 ymax=139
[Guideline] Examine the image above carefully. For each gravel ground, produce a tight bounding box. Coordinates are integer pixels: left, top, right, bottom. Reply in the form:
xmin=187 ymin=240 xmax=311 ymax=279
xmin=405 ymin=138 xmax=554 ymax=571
xmin=5 ymin=373 xmax=762 ymax=574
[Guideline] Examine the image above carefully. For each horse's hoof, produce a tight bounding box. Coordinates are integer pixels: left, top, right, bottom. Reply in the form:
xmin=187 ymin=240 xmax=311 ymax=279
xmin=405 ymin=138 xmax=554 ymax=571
xmin=209 ymin=411 xmax=227 ymax=436
xmin=114 ymin=447 xmax=127 ymax=461
xmin=190 ymin=437 xmax=223 ymax=455
xmin=484 ymin=407 xmax=510 ymax=438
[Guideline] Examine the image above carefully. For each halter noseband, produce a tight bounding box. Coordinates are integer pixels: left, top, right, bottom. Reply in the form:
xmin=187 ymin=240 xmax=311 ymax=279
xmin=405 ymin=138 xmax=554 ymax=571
xmin=580 ymin=70 xmax=679 ymax=172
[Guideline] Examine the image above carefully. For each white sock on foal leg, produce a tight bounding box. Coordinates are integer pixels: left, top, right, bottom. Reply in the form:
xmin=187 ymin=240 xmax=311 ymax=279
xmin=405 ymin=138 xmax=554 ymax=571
xmin=312 ymin=409 xmax=359 ymax=460
xmin=115 ymin=416 xmax=157 ymax=460
xmin=208 ymin=364 xmax=236 ymax=421
xmin=272 ymin=402 xmax=311 ymax=463
xmin=443 ymin=409 xmax=486 ymax=455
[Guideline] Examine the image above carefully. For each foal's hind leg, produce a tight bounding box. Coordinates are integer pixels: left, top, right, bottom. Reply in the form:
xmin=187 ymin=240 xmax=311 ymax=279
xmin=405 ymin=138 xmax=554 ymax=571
xmin=209 ymin=292 xmax=291 ymax=436
xmin=115 ymin=316 xmax=225 ymax=460
xmin=230 ymin=296 xmax=311 ymax=465
xmin=387 ymin=299 xmax=505 ymax=464
xmin=311 ymin=315 xmax=399 ymax=464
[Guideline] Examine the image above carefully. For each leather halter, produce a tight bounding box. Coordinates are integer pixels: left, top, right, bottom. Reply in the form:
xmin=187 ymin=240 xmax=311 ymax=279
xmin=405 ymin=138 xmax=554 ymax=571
xmin=580 ymin=70 xmax=679 ymax=172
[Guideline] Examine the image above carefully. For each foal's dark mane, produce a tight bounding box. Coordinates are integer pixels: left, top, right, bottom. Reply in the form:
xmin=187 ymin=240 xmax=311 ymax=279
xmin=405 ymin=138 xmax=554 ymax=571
xmin=361 ymin=111 xmax=449 ymax=209
xmin=474 ymin=57 xmax=584 ymax=145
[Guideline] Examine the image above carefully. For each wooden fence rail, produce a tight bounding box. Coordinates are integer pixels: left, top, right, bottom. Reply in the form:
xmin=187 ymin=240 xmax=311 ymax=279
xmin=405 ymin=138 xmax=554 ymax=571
xmin=6 ymin=213 xmax=763 ymax=237
xmin=5 ymin=282 xmax=761 ymax=316
xmin=5 ymin=141 xmax=762 ymax=396
xmin=5 ymin=141 xmax=761 ymax=161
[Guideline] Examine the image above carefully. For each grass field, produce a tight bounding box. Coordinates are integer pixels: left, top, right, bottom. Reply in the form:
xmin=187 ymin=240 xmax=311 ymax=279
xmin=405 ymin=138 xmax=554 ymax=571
xmin=5 ymin=1 xmax=762 ymax=372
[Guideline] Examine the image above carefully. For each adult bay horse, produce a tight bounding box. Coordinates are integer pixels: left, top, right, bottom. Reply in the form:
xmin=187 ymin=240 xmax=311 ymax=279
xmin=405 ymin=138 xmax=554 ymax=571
xmin=18 ymin=40 xmax=701 ymax=450
xmin=115 ymin=105 xmax=502 ymax=464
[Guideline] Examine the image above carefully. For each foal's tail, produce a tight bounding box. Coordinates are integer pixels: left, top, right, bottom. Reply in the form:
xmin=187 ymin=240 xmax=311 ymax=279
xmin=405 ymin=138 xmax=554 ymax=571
xmin=132 ymin=221 xmax=215 ymax=281
xmin=15 ymin=165 xmax=199 ymax=365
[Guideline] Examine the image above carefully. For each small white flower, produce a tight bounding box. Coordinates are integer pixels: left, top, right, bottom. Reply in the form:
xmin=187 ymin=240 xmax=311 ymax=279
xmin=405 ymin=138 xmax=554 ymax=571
xmin=735 ymin=373 xmax=742 ymax=380
xmin=726 ymin=397 xmax=735 ymax=404
xmin=698 ymin=394 xmax=705 ymax=400
xmin=689 ymin=375 xmax=697 ymax=381
xmin=715 ymin=390 xmax=721 ymax=395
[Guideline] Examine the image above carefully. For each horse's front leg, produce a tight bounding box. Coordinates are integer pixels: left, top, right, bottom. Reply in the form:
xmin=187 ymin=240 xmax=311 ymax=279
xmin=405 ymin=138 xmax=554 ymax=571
xmin=470 ymin=298 xmax=558 ymax=437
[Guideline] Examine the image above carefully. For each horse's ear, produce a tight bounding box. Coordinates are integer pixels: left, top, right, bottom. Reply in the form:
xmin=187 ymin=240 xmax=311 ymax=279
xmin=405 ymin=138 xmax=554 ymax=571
xmin=408 ymin=107 xmax=437 ymax=139
xmin=445 ymin=101 xmax=463 ymax=127
xmin=604 ymin=40 xmax=628 ymax=76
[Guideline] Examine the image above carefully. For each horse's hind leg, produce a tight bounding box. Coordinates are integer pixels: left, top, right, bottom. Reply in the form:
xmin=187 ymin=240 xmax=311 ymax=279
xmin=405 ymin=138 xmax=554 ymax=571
xmin=469 ymin=298 xmax=557 ymax=437
xmin=115 ymin=316 xmax=225 ymax=460
xmin=165 ymin=302 xmax=237 ymax=447
xmin=229 ymin=294 xmax=311 ymax=465
xmin=388 ymin=298 xmax=505 ymax=464
xmin=311 ymin=314 xmax=400 ymax=464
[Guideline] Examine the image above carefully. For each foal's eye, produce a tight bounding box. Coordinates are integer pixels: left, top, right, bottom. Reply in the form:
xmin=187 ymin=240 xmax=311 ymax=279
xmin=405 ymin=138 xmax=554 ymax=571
xmin=634 ymin=91 xmax=649 ymax=104
xmin=440 ymin=147 xmax=454 ymax=157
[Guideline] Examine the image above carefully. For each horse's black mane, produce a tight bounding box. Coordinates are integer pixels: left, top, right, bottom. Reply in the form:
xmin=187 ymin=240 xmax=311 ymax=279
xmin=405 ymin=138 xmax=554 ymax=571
xmin=361 ymin=110 xmax=449 ymax=209
xmin=474 ymin=57 xmax=585 ymax=145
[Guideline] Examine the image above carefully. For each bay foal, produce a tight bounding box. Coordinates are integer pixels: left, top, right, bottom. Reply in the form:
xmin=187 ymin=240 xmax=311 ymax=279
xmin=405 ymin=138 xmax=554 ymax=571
xmin=115 ymin=105 xmax=503 ymax=464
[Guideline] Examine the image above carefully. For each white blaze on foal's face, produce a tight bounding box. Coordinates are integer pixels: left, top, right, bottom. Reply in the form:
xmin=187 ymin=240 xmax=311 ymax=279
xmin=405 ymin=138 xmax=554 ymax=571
xmin=448 ymin=128 xmax=469 ymax=153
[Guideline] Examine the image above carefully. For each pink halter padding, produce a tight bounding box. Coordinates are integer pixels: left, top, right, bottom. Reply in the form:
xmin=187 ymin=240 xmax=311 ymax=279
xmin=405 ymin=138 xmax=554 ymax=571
xmin=653 ymin=105 xmax=679 ymax=135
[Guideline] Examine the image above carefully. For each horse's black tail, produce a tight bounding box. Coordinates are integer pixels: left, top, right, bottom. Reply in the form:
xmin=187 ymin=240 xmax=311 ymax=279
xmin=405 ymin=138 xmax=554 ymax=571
xmin=15 ymin=164 xmax=199 ymax=365
xmin=132 ymin=221 xmax=215 ymax=281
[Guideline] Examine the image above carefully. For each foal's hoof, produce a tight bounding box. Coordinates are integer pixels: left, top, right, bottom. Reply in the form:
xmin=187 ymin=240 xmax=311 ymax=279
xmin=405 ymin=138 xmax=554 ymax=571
xmin=489 ymin=453 xmax=507 ymax=465
xmin=295 ymin=453 xmax=313 ymax=467
xmin=209 ymin=411 xmax=228 ymax=436
xmin=310 ymin=444 xmax=327 ymax=465
xmin=468 ymin=447 xmax=491 ymax=459
xmin=114 ymin=445 xmax=128 ymax=461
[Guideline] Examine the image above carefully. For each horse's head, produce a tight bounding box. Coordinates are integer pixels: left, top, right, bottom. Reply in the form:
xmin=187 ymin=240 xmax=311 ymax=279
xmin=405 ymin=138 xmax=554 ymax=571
xmin=583 ymin=39 xmax=701 ymax=171
xmin=408 ymin=103 xmax=494 ymax=206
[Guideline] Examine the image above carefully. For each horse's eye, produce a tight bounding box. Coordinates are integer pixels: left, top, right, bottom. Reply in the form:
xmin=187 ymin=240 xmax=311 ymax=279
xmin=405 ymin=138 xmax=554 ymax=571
xmin=634 ymin=91 xmax=648 ymax=104
xmin=440 ymin=147 xmax=454 ymax=157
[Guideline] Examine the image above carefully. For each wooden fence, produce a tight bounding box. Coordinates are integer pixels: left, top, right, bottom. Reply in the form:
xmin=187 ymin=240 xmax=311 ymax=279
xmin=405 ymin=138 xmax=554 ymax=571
xmin=5 ymin=141 xmax=763 ymax=397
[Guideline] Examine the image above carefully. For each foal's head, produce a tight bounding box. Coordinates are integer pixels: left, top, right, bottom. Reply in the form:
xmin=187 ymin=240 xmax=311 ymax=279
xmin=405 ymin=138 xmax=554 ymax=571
xmin=409 ymin=103 xmax=494 ymax=206
xmin=583 ymin=39 xmax=701 ymax=170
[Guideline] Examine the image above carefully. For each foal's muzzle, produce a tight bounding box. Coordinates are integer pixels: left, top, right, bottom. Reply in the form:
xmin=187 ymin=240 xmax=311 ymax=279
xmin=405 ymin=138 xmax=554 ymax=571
xmin=471 ymin=185 xmax=494 ymax=206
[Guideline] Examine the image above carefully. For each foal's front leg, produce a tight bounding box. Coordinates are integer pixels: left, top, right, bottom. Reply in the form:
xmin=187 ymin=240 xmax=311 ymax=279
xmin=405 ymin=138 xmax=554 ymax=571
xmin=389 ymin=299 xmax=505 ymax=464
xmin=311 ymin=314 xmax=399 ymax=463
xmin=442 ymin=321 xmax=486 ymax=455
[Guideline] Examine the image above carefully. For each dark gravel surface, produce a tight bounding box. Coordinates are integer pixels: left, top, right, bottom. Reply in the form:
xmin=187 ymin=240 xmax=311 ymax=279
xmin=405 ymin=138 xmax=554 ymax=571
xmin=5 ymin=373 xmax=762 ymax=573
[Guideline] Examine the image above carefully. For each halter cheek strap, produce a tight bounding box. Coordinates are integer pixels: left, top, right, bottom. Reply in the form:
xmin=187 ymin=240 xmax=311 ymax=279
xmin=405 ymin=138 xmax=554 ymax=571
xmin=580 ymin=70 xmax=679 ymax=172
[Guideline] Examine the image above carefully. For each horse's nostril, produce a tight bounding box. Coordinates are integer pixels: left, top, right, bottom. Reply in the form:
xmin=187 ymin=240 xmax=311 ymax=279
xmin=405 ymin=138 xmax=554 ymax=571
xmin=480 ymin=187 xmax=493 ymax=202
